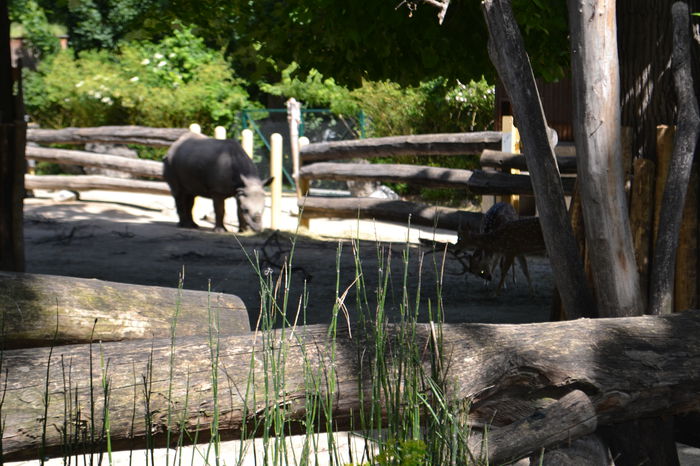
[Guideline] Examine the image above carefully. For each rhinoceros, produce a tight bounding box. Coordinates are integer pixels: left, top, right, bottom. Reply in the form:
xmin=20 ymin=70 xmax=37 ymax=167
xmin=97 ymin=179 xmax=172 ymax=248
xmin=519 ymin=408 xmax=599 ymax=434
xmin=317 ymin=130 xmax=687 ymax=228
xmin=163 ymin=133 xmax=271 ymax=232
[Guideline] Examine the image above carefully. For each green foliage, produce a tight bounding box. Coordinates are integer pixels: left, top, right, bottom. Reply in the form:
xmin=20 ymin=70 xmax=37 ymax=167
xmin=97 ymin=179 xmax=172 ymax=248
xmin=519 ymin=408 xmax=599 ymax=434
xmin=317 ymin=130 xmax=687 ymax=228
xmin=23 ymin=27 xmax=254 ymax=133
xmin=9 ymin=0 xmax=61 ymax=58
xmin=263 ymin=65 xmax=495 ymax=137
xmin=63 ymin=0 xmax=160 ymax=51
xmin=229 ymin=0 xmax=569 ymax=86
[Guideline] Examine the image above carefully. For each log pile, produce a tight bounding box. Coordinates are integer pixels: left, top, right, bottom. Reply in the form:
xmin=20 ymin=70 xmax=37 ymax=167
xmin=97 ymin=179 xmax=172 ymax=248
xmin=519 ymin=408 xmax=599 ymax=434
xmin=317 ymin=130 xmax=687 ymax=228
xmin=3 ymin=310 xmax=700 ymax=463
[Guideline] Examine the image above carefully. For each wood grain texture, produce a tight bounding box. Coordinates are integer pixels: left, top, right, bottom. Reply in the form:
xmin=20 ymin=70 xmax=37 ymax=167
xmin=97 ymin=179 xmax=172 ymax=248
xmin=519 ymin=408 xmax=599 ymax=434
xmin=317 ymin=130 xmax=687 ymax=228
xmin=26 ymin=146 xmax=163 ymax=179
xmin=26 ymin=126 xmax=189 ymax=147
xmin=300 ymin=162 xmax=575 ymax=195
xmin=299 ymin=196 xmax=483 ymax=232
xmin=482 ymin=0 xmax=595 ymax=319
xmin=4 ymin=310 xmax=700 ymax=462
xmin=25 ymin=174 xmax=170 ymax=195
xmin=0 ymin=271 xmax=250 ymax=348
xmin=300 ymin=132 xmax=502 ymax=162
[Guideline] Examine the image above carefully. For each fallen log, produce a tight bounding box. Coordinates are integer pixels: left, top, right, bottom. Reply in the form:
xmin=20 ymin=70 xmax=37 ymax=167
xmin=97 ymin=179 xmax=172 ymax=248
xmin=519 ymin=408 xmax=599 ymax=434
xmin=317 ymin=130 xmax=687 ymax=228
xmin=26 ymin=126 xmax=189 ymax=147
xmin=480 ymin=149 xmax=578 ymax=174
xmin=3 ymin=311 xmax=700 ymax=463
xmin=300 ymin=132 xmax=502 ymax=162
xmin=299 ymin=196 xmax=483 ymax=232
xmin=300 ymin=163 xmax=575 ymax=195
xmin=26 ymin=146 xmax=163 ymax=179
xmin=25 ymin=174 xmax=171 ymax=195
xmin=0 ymin=272 xmax=250 ymax=348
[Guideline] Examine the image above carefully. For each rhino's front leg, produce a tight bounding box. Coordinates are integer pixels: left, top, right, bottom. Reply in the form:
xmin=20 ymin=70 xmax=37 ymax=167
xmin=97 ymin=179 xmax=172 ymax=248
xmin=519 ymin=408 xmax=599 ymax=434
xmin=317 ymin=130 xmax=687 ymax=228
xmin=175 ymin=193 xmax=198 ymax=229
xmin=212 ymin=196 xmax=227 ymax=232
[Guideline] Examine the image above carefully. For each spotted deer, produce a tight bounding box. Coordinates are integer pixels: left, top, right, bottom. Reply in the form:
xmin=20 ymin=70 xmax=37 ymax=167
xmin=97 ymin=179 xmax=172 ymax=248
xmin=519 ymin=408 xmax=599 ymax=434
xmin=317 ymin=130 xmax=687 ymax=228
xmin=467 ymin=202 xmax=534 ymax=294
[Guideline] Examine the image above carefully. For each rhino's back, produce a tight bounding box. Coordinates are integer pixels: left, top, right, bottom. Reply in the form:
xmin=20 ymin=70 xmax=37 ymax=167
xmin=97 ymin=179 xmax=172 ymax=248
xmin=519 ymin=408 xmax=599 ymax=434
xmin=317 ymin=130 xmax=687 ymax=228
xmin=164 ymin=135 xmax=259 ymax=197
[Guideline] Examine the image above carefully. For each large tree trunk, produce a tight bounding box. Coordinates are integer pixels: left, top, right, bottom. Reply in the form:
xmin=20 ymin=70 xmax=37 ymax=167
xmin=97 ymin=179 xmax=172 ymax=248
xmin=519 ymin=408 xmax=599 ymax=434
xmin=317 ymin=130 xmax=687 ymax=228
xmin=0 ymin=272 xmax=251 ymax=348
xmin=568 ymin=0 xmax=643 ymax=318
xmin=481 ymin=0 xmax=596 ymax=319
xmin=0 ymin=3 xmax=25 ymax=272
xmin=648 ymin=2 xmax=700 ymax=315
xmin=3 ymin=311 xmax=700 ymax=463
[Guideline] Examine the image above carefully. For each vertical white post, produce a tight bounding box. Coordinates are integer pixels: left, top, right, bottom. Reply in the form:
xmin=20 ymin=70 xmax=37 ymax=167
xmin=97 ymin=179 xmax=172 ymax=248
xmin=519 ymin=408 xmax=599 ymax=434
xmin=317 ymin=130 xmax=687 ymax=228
xmin=241 ymin=129 xmax=254 ymax=159
xmin=214 ymin=126 xmax=226 ymax=140
xmin=287 ymin=98 xmax=302 ymax=197
xmin=270 ymin=133 xmax=283 ymax=230
xmin=189 ymin=123 xmax=202 ymax=134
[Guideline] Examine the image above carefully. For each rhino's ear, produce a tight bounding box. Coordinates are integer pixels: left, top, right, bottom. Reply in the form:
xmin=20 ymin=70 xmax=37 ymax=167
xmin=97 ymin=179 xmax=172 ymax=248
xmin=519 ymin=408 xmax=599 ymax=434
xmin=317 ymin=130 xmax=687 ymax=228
xmin=261 ymin=176 xmax=274 ymax=187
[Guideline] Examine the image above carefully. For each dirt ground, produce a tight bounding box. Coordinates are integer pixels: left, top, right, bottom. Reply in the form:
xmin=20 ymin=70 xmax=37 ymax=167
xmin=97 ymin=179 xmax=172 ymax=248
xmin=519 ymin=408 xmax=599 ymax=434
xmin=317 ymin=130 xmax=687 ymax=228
xmin=22 ymin=190 xmax=554 ymax=329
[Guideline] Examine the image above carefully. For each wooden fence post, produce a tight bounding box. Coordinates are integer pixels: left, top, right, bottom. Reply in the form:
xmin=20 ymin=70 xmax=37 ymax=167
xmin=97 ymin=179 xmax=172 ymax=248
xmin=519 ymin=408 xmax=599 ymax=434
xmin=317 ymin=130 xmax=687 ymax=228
xmin=241 ymin=128 xmax=254 ymax=159
xmin=188 ymin=123 xmax=201 ymax=134
xmin=270 ymin=133 xmax=283 ymax=230
xmin=214 ymin=126 xmax=226 ymax=140
xmin=287 ymin=98 xmax=302 ymax=196
xmin=502 ymin=115 xmax=527 ymax=213
xmin=298 ymin=136 xmax=311 ymax=229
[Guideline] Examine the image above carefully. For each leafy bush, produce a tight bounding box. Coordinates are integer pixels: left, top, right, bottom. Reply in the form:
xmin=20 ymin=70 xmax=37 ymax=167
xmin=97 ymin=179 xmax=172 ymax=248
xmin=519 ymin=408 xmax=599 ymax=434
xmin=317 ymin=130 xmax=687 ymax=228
xmin=262 ymin=65 xmax=494 ymax=205
xmin=23 ymin=27 xmax=255 ymax=133
xmin=262 ymin=64 xmax=494 ymax=137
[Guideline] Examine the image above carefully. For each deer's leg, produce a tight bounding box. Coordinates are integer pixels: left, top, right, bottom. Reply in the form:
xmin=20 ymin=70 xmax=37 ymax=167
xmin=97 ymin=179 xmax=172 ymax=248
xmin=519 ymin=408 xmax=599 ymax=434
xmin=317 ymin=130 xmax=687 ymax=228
xmin=496 ymin=254 xmax=515 ymax=294
xmin=517 ymin=255 xmax=535 ymax=295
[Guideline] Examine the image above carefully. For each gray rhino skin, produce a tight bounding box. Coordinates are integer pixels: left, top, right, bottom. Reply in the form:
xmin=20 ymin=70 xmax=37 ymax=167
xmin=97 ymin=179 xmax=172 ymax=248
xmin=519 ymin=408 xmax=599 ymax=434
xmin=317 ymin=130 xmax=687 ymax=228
xmin=163 ymin=133 xmax=268 ymax=232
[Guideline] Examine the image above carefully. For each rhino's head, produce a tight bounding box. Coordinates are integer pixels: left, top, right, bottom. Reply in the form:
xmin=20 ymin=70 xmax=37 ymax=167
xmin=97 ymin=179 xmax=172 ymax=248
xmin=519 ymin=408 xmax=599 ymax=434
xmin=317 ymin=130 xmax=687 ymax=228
xmin=235 ymin=176 xmax=272 ymax=233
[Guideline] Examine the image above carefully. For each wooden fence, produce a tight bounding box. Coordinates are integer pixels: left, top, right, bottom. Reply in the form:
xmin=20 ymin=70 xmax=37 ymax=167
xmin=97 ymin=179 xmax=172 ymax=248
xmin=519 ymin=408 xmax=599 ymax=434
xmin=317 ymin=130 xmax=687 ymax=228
xmin=24 ymin=122 xmax=575 ymax=236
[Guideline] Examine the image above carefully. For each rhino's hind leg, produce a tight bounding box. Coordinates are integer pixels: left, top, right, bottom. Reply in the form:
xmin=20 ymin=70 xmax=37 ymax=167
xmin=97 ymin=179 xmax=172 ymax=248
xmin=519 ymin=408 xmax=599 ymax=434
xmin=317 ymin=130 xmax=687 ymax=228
xmin=175 ymin=192 xmax=198 ymax=229
xmin=212 ymin=196 xmax=227 ymax=232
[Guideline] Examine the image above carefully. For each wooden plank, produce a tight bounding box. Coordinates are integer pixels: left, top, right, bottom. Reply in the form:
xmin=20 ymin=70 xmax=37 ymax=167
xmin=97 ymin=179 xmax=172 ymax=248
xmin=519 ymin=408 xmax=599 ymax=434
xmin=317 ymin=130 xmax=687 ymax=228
xmin=25 ymin=146 xmax=163 ymax=178
xmin=674 ymin=165 xmax=698 ymax=312
xmin=4 ymin=311 xmax=700 ymax=462
xmin=0 ymin=271 xmax=250 ymax=348
xmin=299 ymin=162 xmax=575 ymax=195
xmin=26 ymin=126 xmax=189 ymax=147
xmin=629 ymin=158 xmax=655 ymax=309
xmin=25 ymin=174 xmax=171 ymax=195
xmin=480 ymin=149 xmax=578 ymax=174
xmin=300 ymin=132 xmax=502 ymax=162
xmin=299 ymin=196 xmax=482 ymax=232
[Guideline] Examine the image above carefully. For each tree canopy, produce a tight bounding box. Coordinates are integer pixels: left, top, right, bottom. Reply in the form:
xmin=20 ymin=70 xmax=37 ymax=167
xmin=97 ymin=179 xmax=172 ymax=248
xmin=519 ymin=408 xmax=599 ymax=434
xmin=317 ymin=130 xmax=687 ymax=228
xmin=15 ymin=0 xmax=570 ymax=86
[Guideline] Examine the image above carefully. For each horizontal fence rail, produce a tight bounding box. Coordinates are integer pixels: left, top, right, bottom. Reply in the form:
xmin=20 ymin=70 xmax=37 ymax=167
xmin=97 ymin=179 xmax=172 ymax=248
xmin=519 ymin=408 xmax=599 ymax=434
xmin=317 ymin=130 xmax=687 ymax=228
xmin=299 ymin=162 xmax=575 ymax=196
xmin=26 ymin=146 xmax=163 ymax=178
xmin=299 ymin=132 xmax=502 ymax=162
xmin=25 ymin=174 xmax=170 ymax=195
xmin=27 ymin=126 xmax=189 ymax=147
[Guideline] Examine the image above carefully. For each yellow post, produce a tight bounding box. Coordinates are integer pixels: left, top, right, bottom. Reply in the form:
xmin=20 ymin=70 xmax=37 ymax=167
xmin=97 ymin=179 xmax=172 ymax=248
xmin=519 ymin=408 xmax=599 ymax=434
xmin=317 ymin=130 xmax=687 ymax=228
xmin=189 ymin=123 xmax=202 ymax=134
xmin=298 ymin=136 xmax=311 ymax=229
xmin=270 ymin=133 xmax=283 ymax=230
xmin=501 ymin=115 xmax=521 ymax=210
xmin=214 ymin=126 xmax=226 ymax=140
xmin=241 ymin=129 xmax=254 ymax=159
